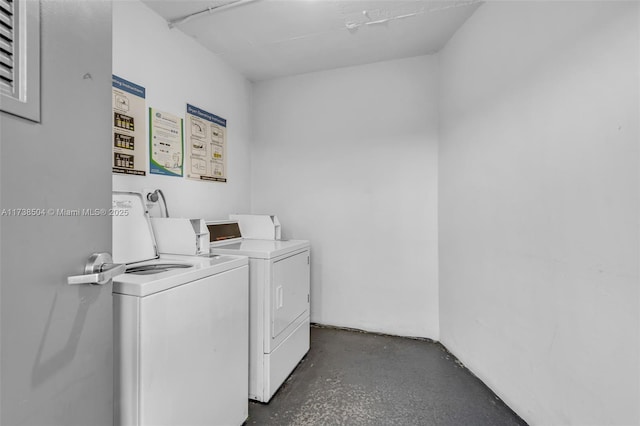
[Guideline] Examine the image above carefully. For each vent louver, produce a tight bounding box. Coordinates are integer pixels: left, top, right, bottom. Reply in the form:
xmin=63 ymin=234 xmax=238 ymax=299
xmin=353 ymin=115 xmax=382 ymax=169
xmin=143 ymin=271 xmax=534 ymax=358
xmin=0 ymin=0 xmax=38 ymax=122
xmin=0 ymin=0 xmax=14 ymax=96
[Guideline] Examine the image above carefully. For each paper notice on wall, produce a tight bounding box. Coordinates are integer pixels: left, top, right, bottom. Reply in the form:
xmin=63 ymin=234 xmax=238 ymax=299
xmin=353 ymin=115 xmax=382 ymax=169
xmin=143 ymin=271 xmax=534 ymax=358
xmin=149 ymin=108 xmax=183 ymax=177
xmin=112 ymin=75 xmax=146 ymax=176
xmin=185 ymin=103 xmax=227 ymax=182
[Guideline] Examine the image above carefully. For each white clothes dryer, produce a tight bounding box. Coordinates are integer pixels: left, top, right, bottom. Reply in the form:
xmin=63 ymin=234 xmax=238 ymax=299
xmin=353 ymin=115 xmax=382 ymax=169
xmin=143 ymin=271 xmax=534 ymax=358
xmin=208 ymin=224 xmax=310 ymax=403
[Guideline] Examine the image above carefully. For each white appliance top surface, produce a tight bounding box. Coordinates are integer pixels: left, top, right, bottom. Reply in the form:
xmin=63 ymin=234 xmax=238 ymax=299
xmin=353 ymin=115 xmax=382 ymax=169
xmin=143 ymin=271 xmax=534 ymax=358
xmin=113 ymin=254 xmax=248 ymax=297
xmin=210 ymin=239 xmax=310 ymax=259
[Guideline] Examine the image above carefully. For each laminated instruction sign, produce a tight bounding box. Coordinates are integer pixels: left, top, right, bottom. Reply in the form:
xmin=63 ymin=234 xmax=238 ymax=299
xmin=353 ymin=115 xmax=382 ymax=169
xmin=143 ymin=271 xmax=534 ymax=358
xmin=149 ymin=108 xmax=183 ymax=177
xmin=112 ymin=75 xmax=146 ymax=176
xmin=185 ymin=103 xmax=227 ymax=182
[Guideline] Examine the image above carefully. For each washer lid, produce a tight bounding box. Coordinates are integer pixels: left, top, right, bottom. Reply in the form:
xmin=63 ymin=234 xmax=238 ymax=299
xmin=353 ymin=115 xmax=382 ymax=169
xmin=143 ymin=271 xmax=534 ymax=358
xmin=112 ymin=191 xmax=159 ymax=264
xmin=112 ymin=255 xmax=248 ymax=297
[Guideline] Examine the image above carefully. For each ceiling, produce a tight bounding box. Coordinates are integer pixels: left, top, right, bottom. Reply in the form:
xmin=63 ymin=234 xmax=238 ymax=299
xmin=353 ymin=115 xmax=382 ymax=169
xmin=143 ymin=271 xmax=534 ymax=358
xmin=142 ymin=0 xmax=483 ymax=81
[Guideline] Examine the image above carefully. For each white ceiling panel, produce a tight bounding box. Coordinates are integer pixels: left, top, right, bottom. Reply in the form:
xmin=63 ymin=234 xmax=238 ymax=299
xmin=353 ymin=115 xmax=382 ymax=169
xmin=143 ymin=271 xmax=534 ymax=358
xmin=141 ymin=0 xmax=483 ymax=81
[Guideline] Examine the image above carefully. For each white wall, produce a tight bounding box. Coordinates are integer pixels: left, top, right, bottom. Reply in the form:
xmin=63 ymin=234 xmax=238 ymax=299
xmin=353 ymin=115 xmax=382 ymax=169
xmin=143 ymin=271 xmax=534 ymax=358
xmin=252 ymin=56 xmax=439 ymax=339
xmin=112 ymin=0 xmax=253 ymax=220
xmin=439 ymin=2 xmax=639 ymax=425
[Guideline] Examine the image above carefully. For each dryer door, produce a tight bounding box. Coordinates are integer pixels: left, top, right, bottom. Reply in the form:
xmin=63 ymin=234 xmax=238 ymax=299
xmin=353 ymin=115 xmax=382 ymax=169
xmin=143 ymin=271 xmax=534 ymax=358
xmin=269 ymin=250 xmax=310 ymax=350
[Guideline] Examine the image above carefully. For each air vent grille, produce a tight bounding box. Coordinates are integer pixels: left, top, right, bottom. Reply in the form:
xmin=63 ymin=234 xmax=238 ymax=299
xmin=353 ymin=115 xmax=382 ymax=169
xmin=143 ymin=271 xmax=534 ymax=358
xmin=0 ymin=0 xmax=14 ymax=95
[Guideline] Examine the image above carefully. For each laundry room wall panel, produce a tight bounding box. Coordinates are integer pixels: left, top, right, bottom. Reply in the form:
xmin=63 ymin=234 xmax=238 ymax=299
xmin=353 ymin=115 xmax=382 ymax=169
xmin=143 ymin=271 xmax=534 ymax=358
xmin=112 ymin=0 xmax=252 ymax=220
xmin=252 ymin=55 xmax=439 ymax=339
xmin=439 ymin=1 xmax=639 ymax=425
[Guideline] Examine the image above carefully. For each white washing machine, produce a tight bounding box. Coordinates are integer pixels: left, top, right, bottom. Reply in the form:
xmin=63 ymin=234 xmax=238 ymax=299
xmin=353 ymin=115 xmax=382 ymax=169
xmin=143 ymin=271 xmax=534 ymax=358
xmin=208 ymin=222 xmax=310 ymax=403
xmin=112 ymin=192 xmax=249 ymax=426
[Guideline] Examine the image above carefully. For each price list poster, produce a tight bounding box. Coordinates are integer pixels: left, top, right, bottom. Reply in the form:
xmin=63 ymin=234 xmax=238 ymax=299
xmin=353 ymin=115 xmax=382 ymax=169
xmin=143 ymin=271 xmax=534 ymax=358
xmin=112 ymin=75 xmax=146 ymax=176
xmin=185 ymin=103 xmax=227 ymax=182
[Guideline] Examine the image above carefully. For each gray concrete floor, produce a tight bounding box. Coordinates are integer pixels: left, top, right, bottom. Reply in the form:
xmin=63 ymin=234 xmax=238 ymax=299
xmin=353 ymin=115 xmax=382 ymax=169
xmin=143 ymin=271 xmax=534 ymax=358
xmin=247 ymin=325 xmax=527 ymax=426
